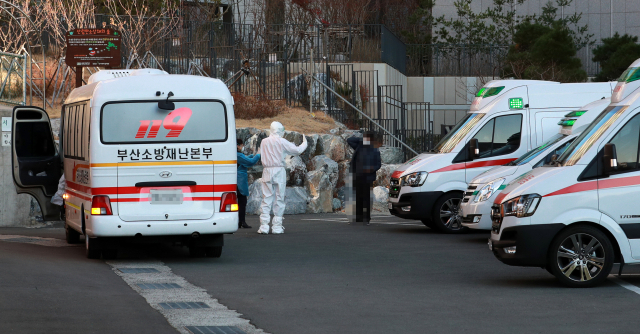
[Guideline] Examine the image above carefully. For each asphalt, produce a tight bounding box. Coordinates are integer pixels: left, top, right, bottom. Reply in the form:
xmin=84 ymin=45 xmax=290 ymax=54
xmin=3 ymin=214 xmax=640 ymax=334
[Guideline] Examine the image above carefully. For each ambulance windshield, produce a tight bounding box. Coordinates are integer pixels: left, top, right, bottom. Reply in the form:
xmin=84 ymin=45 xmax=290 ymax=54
xmin=433 ymin=113 xmax=485 ymax=153
xmin=101 ymin=100 xmax=227 ymax=144
xmin=557 ymin=105 xmax=628 ymax=166
xmin=618 ymin=67 xmax=640 ymax=83
xmin=509 ymin=133 xmax=565 ymax=166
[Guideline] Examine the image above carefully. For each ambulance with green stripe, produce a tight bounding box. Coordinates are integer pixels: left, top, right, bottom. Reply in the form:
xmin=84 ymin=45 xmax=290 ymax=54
xmin=489 ymin=58 xmax=640 ymax=287
xmin=460 ymin=97 xmax=611 ymax=231
xmin=10 ymin=69 xmax=239 ymax=259
xmin=388 ymin=80 xmax=615 ymax=233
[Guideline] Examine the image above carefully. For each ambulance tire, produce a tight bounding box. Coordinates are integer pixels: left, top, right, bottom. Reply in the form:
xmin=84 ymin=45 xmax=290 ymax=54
xmin=65 ymin=223 xmax=81 ymax=244
xmin=547 ymin=226 xmax=614 ymax=288
xmin=189 ymin=246 xmax=206 ymax=258
xmin=85 ymin=237 xmax=101 ymax=259
xmin=431 ymin=192 xmax=468 ymax=234
xmin=102 ymin=249 xmax=118 ymax=260
xmin=205 ymin=246 xmax=222 ymax=258
xmin=420 ymin=219 xmax=437 ymax=230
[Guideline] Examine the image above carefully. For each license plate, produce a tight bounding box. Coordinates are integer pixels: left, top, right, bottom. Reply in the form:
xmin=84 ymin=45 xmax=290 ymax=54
xmin=150 ymin=189 xmax=183 ymax=204
xmin=388 ymin=202 xmax=393 ymax=209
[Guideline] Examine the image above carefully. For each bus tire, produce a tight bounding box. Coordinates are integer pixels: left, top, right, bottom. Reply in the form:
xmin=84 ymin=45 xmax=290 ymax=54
xmin=65 ymin=223 xmax=81 ymax=244
xmin=102 ymin=249 xmax=118 ymax=260
xmin=189 ymin=246 xmax=206 ymax=258
xmin=86 ymin=236 xmax=101 ymax=259
xmin=205 ymin=246 xmax=222 ymax=258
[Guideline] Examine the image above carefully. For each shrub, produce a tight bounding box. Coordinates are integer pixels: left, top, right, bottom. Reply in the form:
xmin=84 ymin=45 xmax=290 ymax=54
xmin=232 ymin=92 xmax=282 ymax=120
xmin=592 ymin=33 xmax=640 ymax=82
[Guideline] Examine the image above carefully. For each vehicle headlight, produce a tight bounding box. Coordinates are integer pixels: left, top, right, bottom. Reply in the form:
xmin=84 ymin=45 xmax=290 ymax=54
xmin=474 ymin=178 xmax=505 ymax=202
xmin=502 ymin=194 xmax=541 ymax=218
xmin=402 ymin=172 xmax=428 ymax=187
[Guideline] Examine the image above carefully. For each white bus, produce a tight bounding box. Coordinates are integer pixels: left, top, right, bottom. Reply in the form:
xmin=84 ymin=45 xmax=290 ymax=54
xmin=11 ymin=69 xmax=239 ymax=259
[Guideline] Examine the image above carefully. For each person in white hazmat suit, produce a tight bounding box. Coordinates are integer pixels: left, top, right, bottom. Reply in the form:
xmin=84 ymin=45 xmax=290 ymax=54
xmin=258 ymin=122 xmax=308 ymax=234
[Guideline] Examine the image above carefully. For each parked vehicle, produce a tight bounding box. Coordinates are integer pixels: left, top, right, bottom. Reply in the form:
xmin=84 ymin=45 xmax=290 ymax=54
xmin=11 ymin=69 xmax=238 ymax=259
xmin=388 ymin=80 xmax=615 ymax=233
xmin=460 ymin=98 xmax=611 ymax=230
xmin=489 ymin=59 xmax=640 ymax=287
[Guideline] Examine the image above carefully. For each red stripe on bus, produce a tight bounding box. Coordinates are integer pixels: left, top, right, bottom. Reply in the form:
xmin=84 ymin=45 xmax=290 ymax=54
xmin=67 ymin=181 xmax=92 ymax=195
xmin=493 ymin=192 xmax=508 ymax=205
xmin=66 ymin=192 xmax=91 ymax=202
xmin=391 ymin=170 xmax=404 ymax=178
xmin=112 ymin=197 xmax=220 ymax=202
xmin=544 ymin=175 xmax=640 ymax=198
xmin=92 ymin=184 xmax=237 ymax=195
xmin=431 ymin=159 xmax=516 ymax=173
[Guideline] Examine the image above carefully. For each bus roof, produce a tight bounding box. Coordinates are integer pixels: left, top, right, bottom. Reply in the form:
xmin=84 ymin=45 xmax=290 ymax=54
xmin=65 ymin=70 xmax=233 ymax=108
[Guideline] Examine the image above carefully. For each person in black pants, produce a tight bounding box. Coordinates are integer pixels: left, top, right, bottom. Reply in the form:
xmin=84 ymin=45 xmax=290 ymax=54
xmin=347 ymin=131 xmax=382 ymax=225
xmin=237 ymin=139 xmax=260 ymax=228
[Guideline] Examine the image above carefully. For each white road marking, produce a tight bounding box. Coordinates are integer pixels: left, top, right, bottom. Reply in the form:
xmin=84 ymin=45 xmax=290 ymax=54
xmin=0 ymin=235 xmax=78 ymax=247
xmin=107 ymin=259 xmax=269 ymax=334
xmin=610 ymin=275 xmax=640 ymax=295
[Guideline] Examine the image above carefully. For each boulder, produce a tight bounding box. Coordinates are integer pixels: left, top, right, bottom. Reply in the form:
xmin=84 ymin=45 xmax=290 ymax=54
xmin=245 ymin=130 xmax=269 ymax=155
xmin=246 ymin=179 xmax=308 ymax=215
xmin=283 ymin=130 xmax=304 ymax=145
xmin=379 ymin=146 xmax=404 ymax=164
xmin=307 ymin=155 xmax=339 ymax=189
xmin=336 ymin=160 xmax=350 ymax=189
xmin=236 ymin=127 xmax=260 ymax=145
xmin=332 ymin=198 xmax=342 ymax=211
xmin=285 ymin=155 xmax=307 ymax=187
xmin=301 ymin=134 xmax=319 ymax=162
xmin=319 ymin=134 xmax=346 ymax=162
xmin=374 ymin=164 xmax=401 ymax=188
xmin=247 ymin=164 xmax=263 ymax=185
xmin=305 ymin=169 xmax=334 ymax=213
xmin=372 ymin=186 xmax=390 ymax=213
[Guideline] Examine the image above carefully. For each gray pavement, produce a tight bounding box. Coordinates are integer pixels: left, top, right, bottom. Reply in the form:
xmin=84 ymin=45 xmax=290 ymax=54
xmin=3 ymin=214 xmax=640 ymax=334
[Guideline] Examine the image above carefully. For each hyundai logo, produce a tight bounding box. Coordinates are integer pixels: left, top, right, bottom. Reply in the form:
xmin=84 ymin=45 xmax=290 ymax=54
xmin=159 ymin=171 xmax=172 ymax=178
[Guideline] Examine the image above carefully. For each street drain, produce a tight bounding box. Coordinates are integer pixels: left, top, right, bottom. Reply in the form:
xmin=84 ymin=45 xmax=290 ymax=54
xmin=136 ymin=283 xmax=182 ymax=289
xmin=185 ymin=326 xmax=246 ymax=334
xmin=119 ymin=268 xmax=160 ymax=274
xmin=159 ymin=302 xmax=210 ymax=310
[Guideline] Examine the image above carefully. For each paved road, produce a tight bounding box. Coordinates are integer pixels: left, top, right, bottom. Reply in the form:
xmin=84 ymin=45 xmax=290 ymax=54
xmin=3 ymin=214 xmax=640 ymax=334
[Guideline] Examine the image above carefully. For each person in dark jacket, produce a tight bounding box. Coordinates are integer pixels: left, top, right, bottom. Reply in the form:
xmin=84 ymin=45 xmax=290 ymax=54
xmin=237 ymin=139 xmax=260 ymax=228
xmin=347 ymin=131 xmax=382 ymax=225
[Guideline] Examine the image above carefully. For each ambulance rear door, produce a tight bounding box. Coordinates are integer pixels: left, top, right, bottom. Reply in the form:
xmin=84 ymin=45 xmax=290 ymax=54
xmin=100 ymin=100 xmax=228 ymax=222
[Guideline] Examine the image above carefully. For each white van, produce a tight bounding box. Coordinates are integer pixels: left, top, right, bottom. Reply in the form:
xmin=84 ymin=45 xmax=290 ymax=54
xmin=489 ymin=58 xmax=640 ymax=287
xmin=11 ymin=69 xmax=238 ymax=259
xmin=388 ymin=80 xmax=615 ymax=233
xmin=460 ymin=98 xmax=611 ymax=231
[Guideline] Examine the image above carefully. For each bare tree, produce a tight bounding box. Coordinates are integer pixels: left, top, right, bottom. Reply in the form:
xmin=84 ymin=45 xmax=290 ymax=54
xmin=42 ymin=0 xmax=96 ymax=56
xmin=0 ymin=0 xmax=45 ymax=53
xmin=104 ymin=0 xmax=180 ymax=58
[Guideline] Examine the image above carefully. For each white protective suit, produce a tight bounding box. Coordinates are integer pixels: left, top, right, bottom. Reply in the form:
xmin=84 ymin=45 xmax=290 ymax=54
xmin=258 ymin=122 xmax=307 ymax=234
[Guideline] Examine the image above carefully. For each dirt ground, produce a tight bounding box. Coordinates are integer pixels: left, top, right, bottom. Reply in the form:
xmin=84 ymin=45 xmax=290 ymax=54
xmin=236 ymin=107 xmax=337 ymax=134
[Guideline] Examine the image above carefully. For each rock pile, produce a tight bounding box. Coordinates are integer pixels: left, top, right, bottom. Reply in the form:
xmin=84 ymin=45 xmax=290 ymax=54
xmin=238 ymin=125 xmax=404 ymax=215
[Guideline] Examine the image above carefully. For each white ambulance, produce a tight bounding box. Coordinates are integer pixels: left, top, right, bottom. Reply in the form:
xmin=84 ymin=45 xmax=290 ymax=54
xmin=460 ymin=98 xmax=611 ymax=230
xmin=388 ymin=80 xmax=615 ymax=233
xmin=11 ymin=69 xmax=239 ymax=259
xmin=489 ymin=59 xmax=640 ymax=287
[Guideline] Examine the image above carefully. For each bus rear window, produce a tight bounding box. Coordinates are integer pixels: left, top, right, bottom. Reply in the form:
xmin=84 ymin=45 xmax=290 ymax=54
xmin=101 ymin=100 xmax=227 ymax=144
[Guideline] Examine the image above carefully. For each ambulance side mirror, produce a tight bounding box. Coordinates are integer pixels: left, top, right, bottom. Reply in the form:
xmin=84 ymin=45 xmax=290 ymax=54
xmin=468 ymin=138 xmax=479 ymax=161
xmin=603 ymin=143 xmax=617 ymax=175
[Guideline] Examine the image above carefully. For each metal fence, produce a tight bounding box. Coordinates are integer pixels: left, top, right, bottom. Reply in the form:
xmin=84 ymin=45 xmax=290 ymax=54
xmin=0 ymin=52 xmax=26 ymax=106
xmin=406 ymin=44 xmax=509 ymax=77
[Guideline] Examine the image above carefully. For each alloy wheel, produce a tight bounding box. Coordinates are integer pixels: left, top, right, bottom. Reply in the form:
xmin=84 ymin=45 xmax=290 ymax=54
xmin=556 ymin=233 xmax=605 ymax=282
xmin=439 ymin=198 xmax=463 ymax=230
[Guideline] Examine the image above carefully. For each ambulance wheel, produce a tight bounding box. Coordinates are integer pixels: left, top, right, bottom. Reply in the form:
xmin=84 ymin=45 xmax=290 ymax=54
xmin=65 ymin=223 xmax=80 ymax=244
xmin=205 ymin=246 xmax=222 ymax=258
xmin=431 ymin=192 xmax=468 ymax=234
xmin=548 ymin=226 xmax=614 ymax=288
xmin=189 ymin=246 xmax=206 ymax=258
xmin=85 ymin=237 xmax=101 ymax=259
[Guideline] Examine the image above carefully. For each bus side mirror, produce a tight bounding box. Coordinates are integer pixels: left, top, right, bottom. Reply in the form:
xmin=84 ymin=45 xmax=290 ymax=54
xmin=468 ymin=138 xmax=479 ymax=160
xmin=603 ymin=143 xmax=617 ymax=175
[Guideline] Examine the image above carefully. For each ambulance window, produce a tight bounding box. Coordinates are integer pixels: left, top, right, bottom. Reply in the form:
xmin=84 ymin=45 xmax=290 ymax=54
xmin=533 ymin=137 xmax=575 ymax=168
xmin=63 ymin=103 xmax=87 ymax=160
xmin=101 ymin=100 xmax=228 ymax=144
xmin=608 ymin=113 xmax=640 ymax=173
xmin=472 ymin=114 xmax=522 ymax=158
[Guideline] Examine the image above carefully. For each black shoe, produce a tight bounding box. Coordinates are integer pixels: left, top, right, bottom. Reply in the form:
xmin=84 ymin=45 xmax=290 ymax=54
xmin=364 ymin=221 xmax=371 ymax=226
xmin=240 ymin=221 xmax=252 ymax=229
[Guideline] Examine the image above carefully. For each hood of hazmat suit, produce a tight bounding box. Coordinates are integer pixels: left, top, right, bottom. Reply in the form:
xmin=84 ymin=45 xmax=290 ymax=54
xmin=270 ymin=121 xmax=285 ymax=138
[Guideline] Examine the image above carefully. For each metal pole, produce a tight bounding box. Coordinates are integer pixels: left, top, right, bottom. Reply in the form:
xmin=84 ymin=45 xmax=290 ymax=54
xmin=22 ymin=53 xmax=26 ymax=106
xmin=310 ymin=47 xmax=313 ymax=116
xmin=302 ymin=68 xmax=418 ymax=155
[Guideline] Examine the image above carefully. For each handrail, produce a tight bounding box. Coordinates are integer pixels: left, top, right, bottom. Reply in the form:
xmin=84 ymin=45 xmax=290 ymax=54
xmin=301 ymin=68 xmax=419 ymax=156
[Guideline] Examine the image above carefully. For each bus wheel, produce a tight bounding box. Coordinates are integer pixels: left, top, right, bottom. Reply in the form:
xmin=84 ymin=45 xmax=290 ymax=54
xmin=205 ymin=246 xmax=222 ymax=258
xmin=548 ymin=226 xmax=614 ymax=288
xmin=65 ymin=223 xmax=80 ymax=244
xmin=431 ymin=192 xmax=468 ymax=234
xmin=85 ymin=237 xmax=101 ymax=259
xmin=102 ymin=249 xmax=118 ymax=260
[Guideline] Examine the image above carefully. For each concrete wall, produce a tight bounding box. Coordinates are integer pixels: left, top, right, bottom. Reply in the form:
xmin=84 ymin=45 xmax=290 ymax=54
xmin=0 ymin=105 xmax=34 ymax=227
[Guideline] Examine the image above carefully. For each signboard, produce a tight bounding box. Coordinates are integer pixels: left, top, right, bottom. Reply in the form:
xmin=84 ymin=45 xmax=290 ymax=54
xmin=2 ymin=133 xmax=10 ymax=146
xmin=1 ymin=117 xmax=10 ymax=131
xmin=65 ymin=28 xmax=121 ymax=67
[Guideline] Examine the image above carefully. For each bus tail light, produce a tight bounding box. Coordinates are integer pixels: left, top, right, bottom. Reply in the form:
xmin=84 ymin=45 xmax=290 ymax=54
xmin=220 ymin=192 xmax=238 ymax=212
xmin=91 ymin=195 xmax=113 ymax=215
